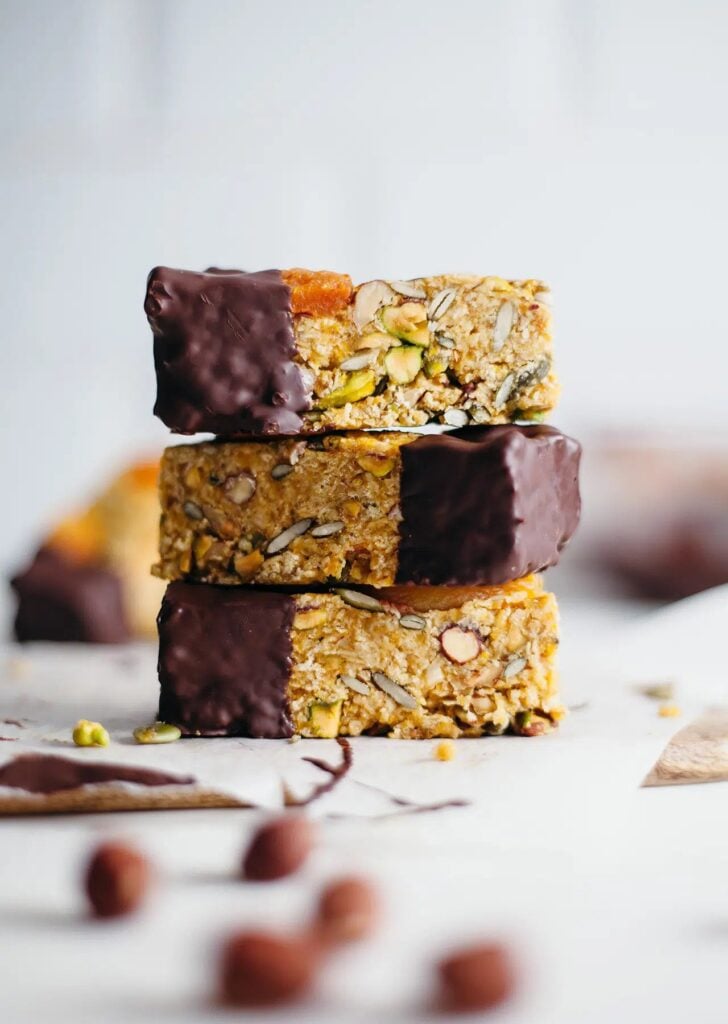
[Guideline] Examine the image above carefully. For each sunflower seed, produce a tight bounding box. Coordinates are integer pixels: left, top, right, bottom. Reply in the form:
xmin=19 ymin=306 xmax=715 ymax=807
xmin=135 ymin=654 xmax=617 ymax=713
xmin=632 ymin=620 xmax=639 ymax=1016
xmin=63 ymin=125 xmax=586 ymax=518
xmin=339 ymin=352 xmax=374 ymax=372
xmin=494 ymin=373 xmax=515 ymax=408
xmin=428 ymin=288 xmax=456 ymax=321
xmin=271 ymin=463 xmax=294 ymax=480
xmin=389 ymin=279 xmax=427 ymax=299
xmin=503 ymin=656 xmax=528 ymax=679
xmin=443 ymin=408 xmax=469 ymax=427
xmin=436 ymin=335 xmax=456 ymax=349
xmin=353 ymin=280 xmax=396 ymax=331
xmin=183 ymin=501 xmax=203 ymax=520
xmin=515 ymin=358 xmax=550 ymax=391
xmin=492 ymin=300 xmax=515 ymax=351
xmin=334 ymin=588 xmax=384 ymax=612
xmin=399 ymin=613 xmax=427 ymax=630
xmin=371 ymin=671 xmax=418 ymax=709
xmin=340 ymin=674 xmax=371 ymax=696
xmin=310 ymin=520 xmax=345 ymax=538
xmin=266 ymin=518 xmax=312 ymax=555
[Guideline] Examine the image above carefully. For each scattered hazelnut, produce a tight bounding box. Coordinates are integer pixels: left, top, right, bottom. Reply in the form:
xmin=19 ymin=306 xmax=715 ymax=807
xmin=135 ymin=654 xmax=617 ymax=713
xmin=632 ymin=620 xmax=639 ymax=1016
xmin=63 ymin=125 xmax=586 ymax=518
xmin=434 ymin=740 xmax=456 ymax=762
xmin=73 ymin=719 xmax=110 ymax=747
xmin=219 ymin=930 xmax=319 ymax=1007
xmin=85 ymin=841 xmax=151 ymax=919
xmin=314 ymin=876 xmax=379 ymax=946
xmin=437 ymin=941 xmax=516 ymax=1013
xmin=242 ymin=815 xmax=315 ymax=882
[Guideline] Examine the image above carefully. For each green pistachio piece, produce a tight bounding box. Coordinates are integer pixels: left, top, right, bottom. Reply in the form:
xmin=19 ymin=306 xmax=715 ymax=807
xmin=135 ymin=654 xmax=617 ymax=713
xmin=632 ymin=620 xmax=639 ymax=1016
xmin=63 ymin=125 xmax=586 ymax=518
xmin=318 ymin=369 xmax=377 ymax=409
xmin=133 ymin=722 xmax=182 ymax=744
xmin=424 ymin=353 xmax=448 ymax=378
xmin=308 ymin=700 xmax=343 ymax=738
xmin=73 ymin=719 xmax=110 ymax=748
xmin=384 ymin=345 xmax=423 ymax=385
xmin=379 ymin=302 xmax=430 ymax=346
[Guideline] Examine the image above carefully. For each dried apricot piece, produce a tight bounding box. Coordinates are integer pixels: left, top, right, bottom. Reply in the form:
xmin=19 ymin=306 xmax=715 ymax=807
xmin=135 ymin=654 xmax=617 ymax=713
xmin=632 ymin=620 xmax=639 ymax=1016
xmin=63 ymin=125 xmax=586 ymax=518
xmin=282 ymin=268 xmax=353 ymax=316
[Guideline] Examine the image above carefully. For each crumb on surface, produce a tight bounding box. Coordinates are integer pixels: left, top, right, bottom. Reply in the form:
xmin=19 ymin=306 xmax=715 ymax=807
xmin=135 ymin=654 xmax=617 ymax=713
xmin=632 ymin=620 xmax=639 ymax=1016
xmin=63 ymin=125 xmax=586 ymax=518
xmin=658 ymin=704 xmax=681 ymax=718
xmin=435 ymin=740 xmax=456 ymax=762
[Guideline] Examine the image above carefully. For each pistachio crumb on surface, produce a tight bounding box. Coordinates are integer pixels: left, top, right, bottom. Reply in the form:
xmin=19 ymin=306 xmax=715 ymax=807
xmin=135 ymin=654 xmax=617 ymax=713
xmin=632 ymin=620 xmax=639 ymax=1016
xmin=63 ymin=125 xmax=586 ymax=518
xmin=435 ymin=740 xmax=456 ymax=762
xmin=73 ymin=719 xmax=110 ymax=748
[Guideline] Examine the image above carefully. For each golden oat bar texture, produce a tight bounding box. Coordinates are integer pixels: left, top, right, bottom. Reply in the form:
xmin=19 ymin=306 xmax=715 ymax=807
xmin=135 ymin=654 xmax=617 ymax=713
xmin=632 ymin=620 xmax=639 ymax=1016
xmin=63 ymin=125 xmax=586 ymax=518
xmin=147 ymin=268 xmax=558 ymax=434
xmin=155 ymin=427 xmax=581 ymax=588
xmin=156 ymin=577 xmax=563 ymax=740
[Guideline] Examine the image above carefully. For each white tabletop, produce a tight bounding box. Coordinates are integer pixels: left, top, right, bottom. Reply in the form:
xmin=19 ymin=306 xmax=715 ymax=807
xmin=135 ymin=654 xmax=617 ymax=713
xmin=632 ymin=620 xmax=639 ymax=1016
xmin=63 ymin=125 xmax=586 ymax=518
xmin=1 ymin=589 xmax=727 ymax=1024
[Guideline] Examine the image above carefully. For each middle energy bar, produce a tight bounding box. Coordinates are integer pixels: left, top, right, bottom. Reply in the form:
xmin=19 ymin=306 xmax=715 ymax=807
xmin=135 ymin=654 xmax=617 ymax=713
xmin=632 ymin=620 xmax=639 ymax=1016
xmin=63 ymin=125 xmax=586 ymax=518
xmin=156 ymin=425 xmax=581 ymax=588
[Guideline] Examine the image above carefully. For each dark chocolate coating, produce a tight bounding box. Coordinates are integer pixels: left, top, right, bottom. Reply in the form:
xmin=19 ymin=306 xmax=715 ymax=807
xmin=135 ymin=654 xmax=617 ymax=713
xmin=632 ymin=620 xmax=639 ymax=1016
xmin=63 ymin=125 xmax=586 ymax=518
xmin=0 ymin=754 xmax=194 ymax=794
xmin=157 ymin=582 xmax=294 ymax=738
xmin=397 ymin=425 xmax=581 ymax=585
xmin=147 ymin=267 xmax=310 ymax=435
xmin=10 ymin=547 xmax=130 ymax=644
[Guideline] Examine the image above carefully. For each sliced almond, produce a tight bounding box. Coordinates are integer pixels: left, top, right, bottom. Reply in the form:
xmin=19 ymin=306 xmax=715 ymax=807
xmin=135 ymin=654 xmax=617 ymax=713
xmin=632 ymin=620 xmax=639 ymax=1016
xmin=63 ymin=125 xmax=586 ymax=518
xmin=389 ymin=279 xmax=427 ymax=299
xmin=354 ymin=331 xmax=394 ymax=351
xmin=339 ymin=352 xmax=374 ymax=372
xmin=353 ymin=280 xmax=395 ymax=331
xmin=334 ymin=589 xmax=384 ymax=613
xmin=439 ymin=626 xmax=481 ymax=664
xmin=428 ymin=288 xmax=456 ymax=321
xmin=492 ymin=300 xmax=515 ymax=351
xmin=371 ymin=671 xmax=418 ymax=709
xmin=425 ymin=661 xmax=444 ymax=685
xmin=340 ymin=673 xmax=371 ymax=696
xmin=503 ymin=656 xmax=528 ymax=679
xmin=310 ymin=521 xmax=345 ymax=538
xmin=266 ymin=518 xmax=312 ymax=555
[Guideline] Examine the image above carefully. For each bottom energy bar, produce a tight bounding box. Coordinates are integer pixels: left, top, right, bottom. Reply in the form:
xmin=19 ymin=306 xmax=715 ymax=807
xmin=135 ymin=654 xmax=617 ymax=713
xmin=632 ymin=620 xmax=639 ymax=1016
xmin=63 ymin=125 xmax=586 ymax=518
xmin=157 ymin=576 xmax=562 ymax=740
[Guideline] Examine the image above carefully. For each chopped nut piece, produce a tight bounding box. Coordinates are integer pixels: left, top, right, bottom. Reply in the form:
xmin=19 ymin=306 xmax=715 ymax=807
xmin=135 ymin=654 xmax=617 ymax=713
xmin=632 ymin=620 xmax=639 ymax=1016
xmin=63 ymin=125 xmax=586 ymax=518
xmin=512 ymin=710 xmax=553 ymax=736
xmin=439 ymin=627 xmax=481 ymax=664
xmin=353 ymin=280 xmax=396 ymax=331
xmin=318 ymin=369 xmax=377 ymax=409
xmin=380 ymin=302 xmax=430 ymax=346
xmin=223 ymin=472 xmax=256 ymax=504
xmin=384 ymin=345 xmax=423 ymax=384
xmin=339 ymin=352 xmax=374 ymax=372
xmin=503 ymin=655 xmax=528 ymax=679
xmin=658 ymin=704 xmax=682 ymax=718
xmin=73 ymin=719 xmax=110 ymax=748
xmin=133 ymin=721 xmax=181 ymax=744
xmin=354 ymin=330 xmax=394 ymax=351
xmin=233 ymin=549 xmax=265 ymax=580
xmin=308 ymin=700 xmax=343 ymax=738
xmin=435 ymin=740 xmax=456 ymax=761
xmin=443 ymin=408 xmax=469 ymax=427
xmin=294 ymin=608 xmax=328 ymax=630
xmin=390 ymin=279 xmax=426 ymax=299
xmin=355 ymin=453 xmax=396 ymax=477
xmin=639 ymin=682 xmax=675 ymax=701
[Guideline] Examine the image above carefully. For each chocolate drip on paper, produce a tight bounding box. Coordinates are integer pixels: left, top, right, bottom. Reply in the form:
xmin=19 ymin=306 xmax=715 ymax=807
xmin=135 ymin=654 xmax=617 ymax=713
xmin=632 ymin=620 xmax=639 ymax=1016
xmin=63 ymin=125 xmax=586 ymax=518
xmin=0 ymin=754 xmax=194 ymax=794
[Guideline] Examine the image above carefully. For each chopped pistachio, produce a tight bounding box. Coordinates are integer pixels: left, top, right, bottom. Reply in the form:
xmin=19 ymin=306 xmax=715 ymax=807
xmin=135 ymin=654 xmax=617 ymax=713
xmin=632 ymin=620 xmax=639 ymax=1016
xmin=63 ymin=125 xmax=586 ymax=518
xmin=133 ymin=722 xmax=182 ymax=744
xmin=73 ymin=719 xmax=110 ymax=748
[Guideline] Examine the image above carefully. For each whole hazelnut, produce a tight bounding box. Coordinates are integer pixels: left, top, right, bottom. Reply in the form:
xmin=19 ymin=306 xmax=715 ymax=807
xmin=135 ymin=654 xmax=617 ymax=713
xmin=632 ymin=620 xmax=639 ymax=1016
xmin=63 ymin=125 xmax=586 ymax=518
xmin=85 ymin=841 xmax=151 ymax=919
xmin=242 ymin=815 xmax=314 ymax=882
xmin=314 ymin=876 xmax=379 ymax=946
xmin=437 ymin=941 xmax=516 ymax=1013
xmin=219 ymin=930 xmax=319 ymax=1007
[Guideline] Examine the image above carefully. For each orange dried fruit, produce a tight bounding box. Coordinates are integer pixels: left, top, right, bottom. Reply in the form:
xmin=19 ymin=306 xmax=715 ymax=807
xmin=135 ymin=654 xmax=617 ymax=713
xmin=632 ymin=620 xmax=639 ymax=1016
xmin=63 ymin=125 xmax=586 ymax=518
xmin=282 ymin=268 xmax=353 ymax=316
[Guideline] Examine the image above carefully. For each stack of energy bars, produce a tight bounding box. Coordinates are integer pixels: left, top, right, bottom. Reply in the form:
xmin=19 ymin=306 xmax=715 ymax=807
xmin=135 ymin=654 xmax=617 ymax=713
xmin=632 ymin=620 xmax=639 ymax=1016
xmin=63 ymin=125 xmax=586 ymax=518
xmin=146 ymin=268 xmax=581 ymax=739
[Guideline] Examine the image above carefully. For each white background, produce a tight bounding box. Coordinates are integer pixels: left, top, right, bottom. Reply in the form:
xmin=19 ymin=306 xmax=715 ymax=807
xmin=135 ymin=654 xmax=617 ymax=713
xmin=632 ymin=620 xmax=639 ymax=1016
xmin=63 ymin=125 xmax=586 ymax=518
xmin=3 ymin=0 xmax=728 ymax=571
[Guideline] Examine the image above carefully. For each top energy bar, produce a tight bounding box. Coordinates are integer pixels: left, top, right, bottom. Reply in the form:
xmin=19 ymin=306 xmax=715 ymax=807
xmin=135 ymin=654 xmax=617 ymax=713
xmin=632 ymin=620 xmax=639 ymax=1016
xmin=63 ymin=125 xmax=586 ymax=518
xmin=146 ymin=267 xmax=558 ymax=436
